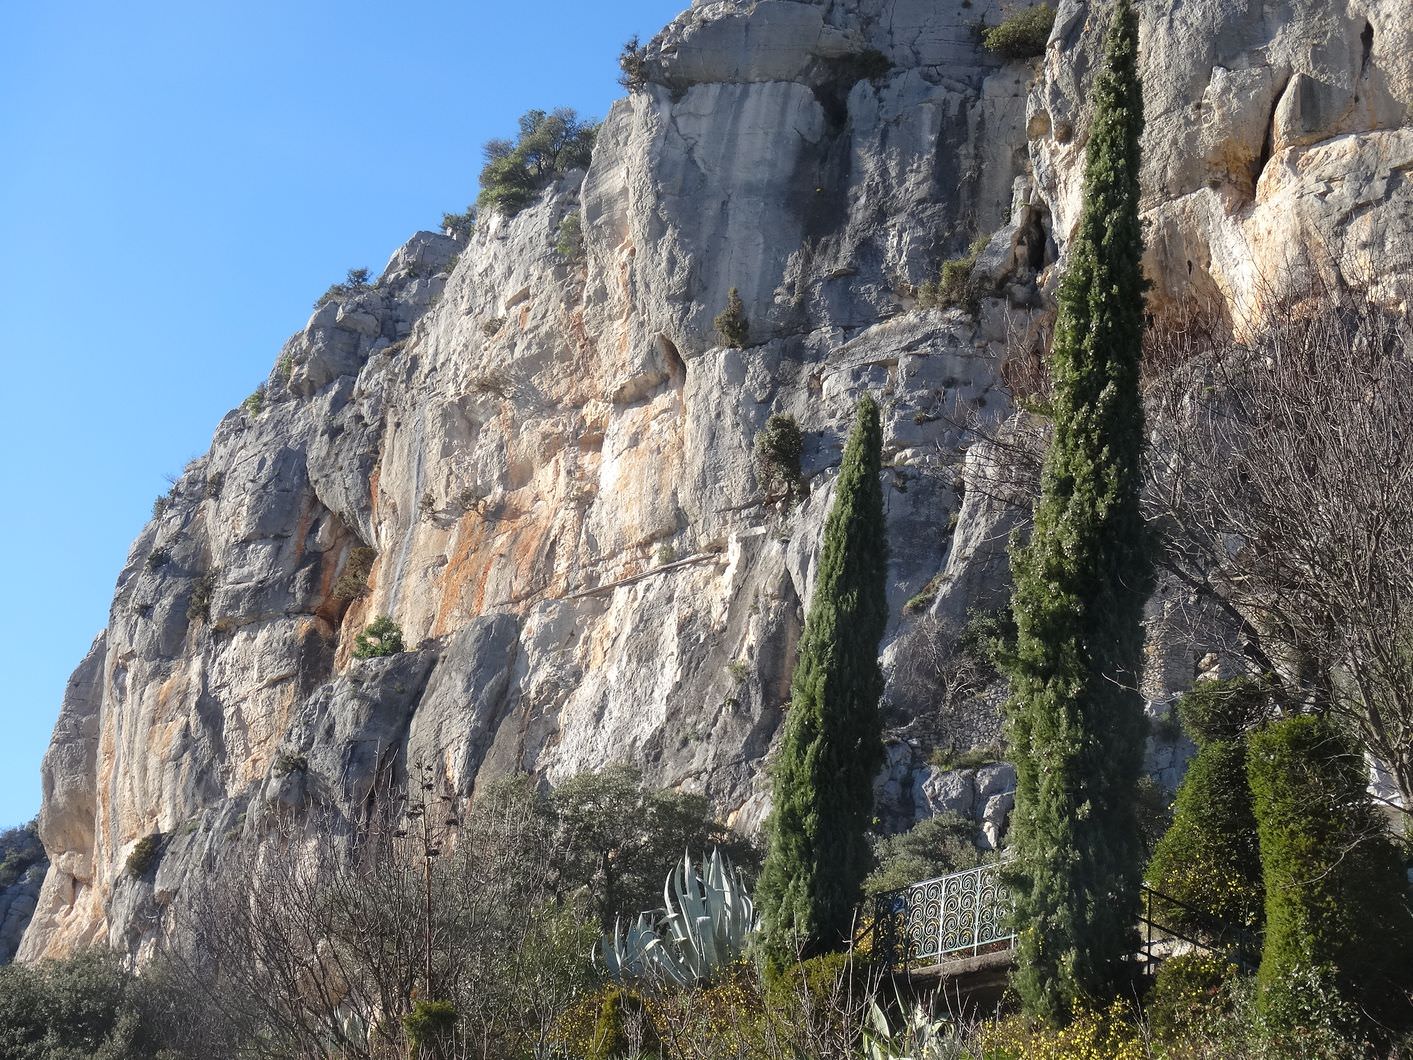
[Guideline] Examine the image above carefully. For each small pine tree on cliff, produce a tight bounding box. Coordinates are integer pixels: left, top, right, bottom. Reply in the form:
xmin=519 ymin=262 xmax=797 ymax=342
xmin=1003 ymin=0 xmax=1151 ymax=1021
xmin=757 ymin=396 xmax=888 ymax=965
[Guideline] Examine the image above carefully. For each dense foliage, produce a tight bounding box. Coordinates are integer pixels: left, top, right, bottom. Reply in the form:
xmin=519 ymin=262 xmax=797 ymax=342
xmin=551 ymin=765 xmax=758 ymax=929
xmin=477 ymin=109 xmax=598 ymax=217
xmin=0 ymin=819 xmax=45 ymax=889
xmin=1247 ymin=714 xmax=1413 ymax=1039
xmin=982 ymin=4 xmax=1056 ymax=60
xmin=1146 ymin=680 xmax=1266 ymax=938
xmin=0 ymin=952 xmax=171 ymax=1060
xmin=757 ymin=397 xmax=887 ymax=965
xmin=863 ymin=814 xmax=980 ymax=897
xmin=754 ymin=413 xmax=804 ymax=500
xmin=1003 ymin=0 xmax=1150 ymax=1021
xmin=714 ymin=287 xmax=749 ymax=348
xmin=352 ymin=615 xmax=405 ymax=658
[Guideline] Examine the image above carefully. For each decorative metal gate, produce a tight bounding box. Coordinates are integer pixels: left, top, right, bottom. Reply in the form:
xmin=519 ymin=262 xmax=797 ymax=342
xmin=872 ymin=862 xmax=1016 ymax=969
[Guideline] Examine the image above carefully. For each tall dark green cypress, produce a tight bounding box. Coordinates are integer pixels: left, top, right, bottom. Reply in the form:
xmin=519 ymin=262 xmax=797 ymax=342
xmin=1004 ymin=0 xmax=1151 ymax=1021
xmin=757 ymin=396 xmax=888 ymax=965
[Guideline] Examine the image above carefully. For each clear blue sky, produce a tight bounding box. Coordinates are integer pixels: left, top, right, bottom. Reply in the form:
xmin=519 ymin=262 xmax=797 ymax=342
xmin=0 ymin=0 xmax=684 ymax=827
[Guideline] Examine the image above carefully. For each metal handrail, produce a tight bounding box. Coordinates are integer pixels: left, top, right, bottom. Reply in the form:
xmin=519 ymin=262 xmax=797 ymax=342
xmin=871 ymin=862 xmax=1016 ymax=970
xmin=866 ymin=865 xmax=1259 ymax=975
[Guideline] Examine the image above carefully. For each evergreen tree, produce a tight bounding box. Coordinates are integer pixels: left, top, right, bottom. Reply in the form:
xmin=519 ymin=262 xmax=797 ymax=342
xmin=1146 ymin=680 xmax=1268 ymax=943
xmin=757 ymin=396 xmax=888 ymax=965
xmin=1247 ymin=715 xmax=1413 ymax=1040
xmin=1003 ymin=0 xmax=1151 ymax=1021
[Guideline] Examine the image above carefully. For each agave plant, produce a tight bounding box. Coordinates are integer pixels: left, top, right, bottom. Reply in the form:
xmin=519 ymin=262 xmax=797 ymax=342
xmin=596 ymin=847 xmax=757 ymax=987
xmin=861 ymin=997 xmax=964 ymax=1060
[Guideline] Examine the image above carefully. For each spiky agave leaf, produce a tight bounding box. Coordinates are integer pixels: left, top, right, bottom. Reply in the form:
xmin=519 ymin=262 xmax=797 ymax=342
xmin=596 ymin=847 xmax=758 ymax=987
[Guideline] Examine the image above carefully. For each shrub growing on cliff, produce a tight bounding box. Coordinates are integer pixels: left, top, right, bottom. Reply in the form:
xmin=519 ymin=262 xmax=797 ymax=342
xmin=983 ymin=4 xmax=1056 ymax=60
xmin=714 ymin=288 xmax=749 ymax=348
xmin=1003 ymin=0 xmax=1150 ymax=1021
xmin=187 ymin=569 xmax=217 ymax=624
xmin=441 ymin=206 xmax=476 ymax=239
xmin=754 ymin=413 xmax=804 ymax=499
xmin=477 ymin=108 xmax=598 ymax=217
xmin=1247 ymin=714 xmax=1413 ymax=1039
xmin=916 ymin=236 xmax=989 ymax=314
xmin=242 ymin=382 xmax=266 ymax=417
xmin=0 ymin=819 xmax=45 ymax=889
xmin=618 ymin=34 xmax=649 ymax=92
xmin=313 ymin=266 xmax=372 ymax=308
xmin=332 ymin=545 xmax=376 ymax=602
xmin=127 ymin=833 xmax=163 ymax=878
xmin=757 ymin=397 xmax=888 ymax=964
xmin=556 ymin=210 xmax=585 ymax=260
xmin=352 ymin=615 xmax=404 ymax=658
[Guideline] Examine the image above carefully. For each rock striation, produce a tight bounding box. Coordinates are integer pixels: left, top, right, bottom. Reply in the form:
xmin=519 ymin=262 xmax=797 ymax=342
xmin=18 ymin=0 xmax=1412 ymax=961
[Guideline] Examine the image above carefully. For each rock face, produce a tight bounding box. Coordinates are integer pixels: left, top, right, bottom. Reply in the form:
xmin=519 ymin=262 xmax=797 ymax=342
xmin=19 ymin=0 xmax=1413 ymax=961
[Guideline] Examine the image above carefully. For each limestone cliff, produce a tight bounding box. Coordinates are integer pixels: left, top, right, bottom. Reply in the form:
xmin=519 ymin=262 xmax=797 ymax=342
xmin=18 ymin=0 xmax=1411 ymax=962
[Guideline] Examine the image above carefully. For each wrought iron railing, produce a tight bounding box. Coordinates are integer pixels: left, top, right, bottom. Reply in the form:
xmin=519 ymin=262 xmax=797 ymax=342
xmin=871 ymin=862 xmax=1016 ymax=969
xmin=867 ymin=863 xmax=1260 ymax=974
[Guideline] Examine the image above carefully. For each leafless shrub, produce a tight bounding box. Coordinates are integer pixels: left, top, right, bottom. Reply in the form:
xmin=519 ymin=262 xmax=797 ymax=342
xmin=166 ymin=770 xmax=591 ymax=1059
xmin=1144 ymin=277 xmax=1413 ymax=809
xmin=889 ymin=612 xmax=1006 ymax=756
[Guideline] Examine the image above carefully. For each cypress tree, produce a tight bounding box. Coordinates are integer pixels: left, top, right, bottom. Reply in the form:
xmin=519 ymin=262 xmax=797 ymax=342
xmin=1247 ymin=715 xmax=1413 ymax=1039
xmin=757 ymin=396 xmax=888 ymax=965
xmin=1004 ymin=0 xmax=1151 ymax=1020
xmin=1146 ymin=680 xmax=1268 ymax=943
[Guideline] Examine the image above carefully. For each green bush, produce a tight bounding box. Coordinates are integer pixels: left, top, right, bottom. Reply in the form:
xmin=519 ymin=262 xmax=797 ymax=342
xmin=352 ymin=615 xmax=404 ymax=659
xmin=762 ymin=951 xmax=872 ymax=1037
xmin=555 ymin=210 xmax=584 ymax=260
xmin=0 ymin=820 xmax=45 ymax=890
xmin=477 ymin=108 xmax=598 ymax=217
xmin=332 ymin=545 xmax=376 ymax=602
xmin=714 ymin=287 xmax=749 ymax=348
xmin=916 ymin=236 xmax=989 ymax=315
xmin=1178 ymin=676 xmax=1270 ymax=745
xmin=618 ymin=35 xmax=648 ymax=92
xmin=550 ymin=765 xmax=759 ymax=928
xmin=1146 ymin=738 xmax=1263 ymax=936
xmin=441 ymin=207 xmax=476 ymax=238
xmin=1146 ymin=952 xmax=1240 ymax=1042
xmin=145 ymin=547 xmax=170 ymax=571
xmin=272 ymin=751 xmax=308 ymax=778
xmin=754 ymin=413 xmax=803 ymax=499
xmin=242 ymin=383 xmax=266 ymax=417
xmin=0 ymin=951 xmax=170 ymax=1059
xmin=927 ymin=745 xmax=1003 ymax=772
xmin=982 ymin=4 xmax=1056 ymax=60
xmin=187 ymin=569 xmax=217 ymax=624
xmin=126 ymin=833 xmax=163 ymax=878
xmin=402 ymin=999 xmax=457 ymax=1051
xmin=1248 ymin=714 xmax=1413 ymax=1038
xmin=313 ymin=266 xmax=372 ymax=308
xmin=586 ymin=987 xmax=657 ymax=1060
xmin=864 ymin=813 xmax=979 ymax=897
